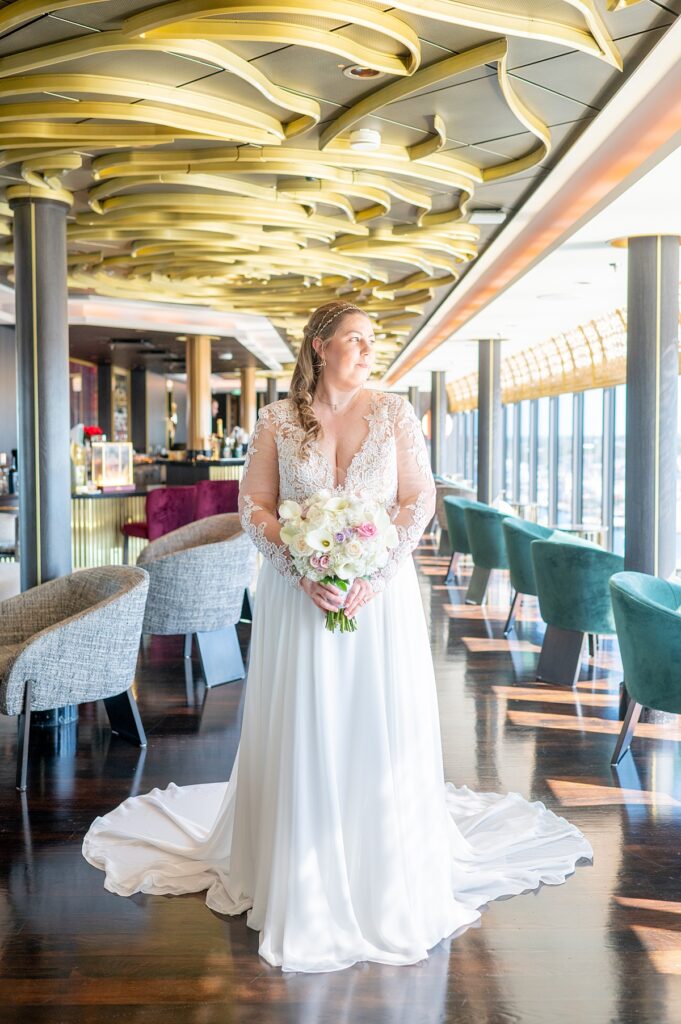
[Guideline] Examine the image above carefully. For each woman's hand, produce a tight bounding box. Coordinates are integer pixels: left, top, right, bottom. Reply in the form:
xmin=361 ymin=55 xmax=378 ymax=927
xmin=301 ymin=577 xmax=346 ymax=613
xmin=343 ymin=577 xmax=375 ymax=619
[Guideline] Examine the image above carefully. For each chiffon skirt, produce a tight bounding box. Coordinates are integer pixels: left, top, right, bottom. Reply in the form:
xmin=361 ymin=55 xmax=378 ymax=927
xmin=82 ymin=557 xmax=593 ymax=973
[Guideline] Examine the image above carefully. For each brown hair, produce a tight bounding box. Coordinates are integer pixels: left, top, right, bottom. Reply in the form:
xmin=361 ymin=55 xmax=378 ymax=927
xmin=289 ymin=300 xmax=364 ymax=451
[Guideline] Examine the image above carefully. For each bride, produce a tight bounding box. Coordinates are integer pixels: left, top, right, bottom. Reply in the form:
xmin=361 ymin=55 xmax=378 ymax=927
xmin=83 ymin=300 xmax=592 ymax=974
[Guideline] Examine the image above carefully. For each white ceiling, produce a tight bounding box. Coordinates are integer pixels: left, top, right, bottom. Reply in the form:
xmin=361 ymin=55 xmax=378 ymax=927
xmin=403 ymin=141 xmax=681 ymax=389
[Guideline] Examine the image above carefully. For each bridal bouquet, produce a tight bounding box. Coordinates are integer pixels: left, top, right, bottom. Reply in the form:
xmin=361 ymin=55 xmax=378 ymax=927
xmin=279 ymin=490 xmax=399 ymax=633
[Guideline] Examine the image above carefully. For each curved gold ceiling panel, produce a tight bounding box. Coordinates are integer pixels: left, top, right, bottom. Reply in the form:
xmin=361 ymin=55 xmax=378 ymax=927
xmin=0 ymin=0 xmax=629 ymax=369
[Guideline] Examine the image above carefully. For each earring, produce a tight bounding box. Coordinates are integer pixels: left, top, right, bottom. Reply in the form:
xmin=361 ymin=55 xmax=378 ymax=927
xmin=321 ymin=358 xmax=327 ymax=367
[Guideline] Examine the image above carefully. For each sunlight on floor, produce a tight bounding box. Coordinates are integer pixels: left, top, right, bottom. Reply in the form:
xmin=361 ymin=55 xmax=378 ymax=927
xmin=547 ymin=779 xmax=681 ymax=807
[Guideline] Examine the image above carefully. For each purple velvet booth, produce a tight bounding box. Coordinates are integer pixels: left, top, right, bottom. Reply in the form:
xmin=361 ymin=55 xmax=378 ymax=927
xmin=122 ymin=486 xmax=197 ymax=564
xmin=195 ymin=480 xmax=240 ymax=519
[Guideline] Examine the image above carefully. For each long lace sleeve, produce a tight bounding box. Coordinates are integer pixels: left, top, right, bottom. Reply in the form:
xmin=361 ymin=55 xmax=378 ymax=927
xmin=369 ymin=398 xmax=436 ymax=592
xmin=238 ymin=407 xmax=302 ymax=589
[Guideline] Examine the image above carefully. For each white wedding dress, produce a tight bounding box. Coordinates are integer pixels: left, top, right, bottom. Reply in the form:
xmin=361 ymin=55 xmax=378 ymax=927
xmin=83 ymin=391 xmax=593 ymax=973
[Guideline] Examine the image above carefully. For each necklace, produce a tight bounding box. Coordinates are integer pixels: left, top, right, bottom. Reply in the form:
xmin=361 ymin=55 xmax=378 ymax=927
xmin=315 ymin=386 xmax=363 ymax=413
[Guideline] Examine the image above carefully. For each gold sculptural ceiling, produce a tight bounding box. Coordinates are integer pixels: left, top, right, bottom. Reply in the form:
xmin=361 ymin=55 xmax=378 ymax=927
xmin=0 ymin=0 xmax=666 ymax=371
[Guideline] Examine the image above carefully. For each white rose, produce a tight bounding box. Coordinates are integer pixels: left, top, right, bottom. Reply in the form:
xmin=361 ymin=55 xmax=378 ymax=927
xmin=345 ymin=540 xmax=363 ymax=560
xmin=291 ymin=534 xmax=310 ymax=556
xmin=279 ymin=499 xmax=302 ymax=521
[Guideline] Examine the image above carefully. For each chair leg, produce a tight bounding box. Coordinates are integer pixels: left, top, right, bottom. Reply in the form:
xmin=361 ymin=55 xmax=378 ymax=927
xmin=536 ymin=625 xmax=585 ymax=687
xmin=195 ymin=625 xmax=245 ymax=688
xmin=103 ymin=688 xmax=147 ymax=747
xmin=503 ymin=590 xmax=519 ymax=636
xmin=465 ymin=565 xmax=491 ymax=605
xmin=122 ymin=533 xmax=129 ymax=565
xmin=16 ymin=681 xmax=32 ymax=792
xmin=445 ymin=551 xmax=460 ymax=584
xmin=184 ymin=632 xmax=193 ymax=659
xmin=611 ymin=699 xmax=643 ymax=766
xmin=240 ymin=588 xmax=253 ymax=623
xmin=438 ymin=531 xmax=452 ymax=557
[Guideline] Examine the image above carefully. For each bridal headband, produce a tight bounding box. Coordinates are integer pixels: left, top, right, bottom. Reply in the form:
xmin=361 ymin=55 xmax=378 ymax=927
xmin=314 ymin=304 xmax=360 ymax=337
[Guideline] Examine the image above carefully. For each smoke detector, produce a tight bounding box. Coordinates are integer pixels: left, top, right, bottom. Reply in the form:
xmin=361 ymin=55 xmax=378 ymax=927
xmin=349 ymin=128 xmax=381 ymax=152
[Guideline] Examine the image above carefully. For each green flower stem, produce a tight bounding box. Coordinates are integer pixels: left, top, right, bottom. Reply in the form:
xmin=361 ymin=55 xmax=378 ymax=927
xmin=319 ymin=575 xmax=359 ymax=633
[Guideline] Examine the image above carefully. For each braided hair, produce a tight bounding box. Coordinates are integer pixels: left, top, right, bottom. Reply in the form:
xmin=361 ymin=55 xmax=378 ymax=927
xmin=288 ymin=300 xmax=364 ymax=452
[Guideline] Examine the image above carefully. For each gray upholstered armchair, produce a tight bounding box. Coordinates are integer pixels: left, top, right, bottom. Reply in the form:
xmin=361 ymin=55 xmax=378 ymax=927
xmin=0 ymin=566 xmax=149 ymax=791
xmin=137 ymin=513 xmax=256 ymax=688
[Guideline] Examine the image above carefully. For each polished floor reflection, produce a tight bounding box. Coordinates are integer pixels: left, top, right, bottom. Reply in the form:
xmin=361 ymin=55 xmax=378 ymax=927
xmin=1 ymin=539 xmax=681 ymax=1021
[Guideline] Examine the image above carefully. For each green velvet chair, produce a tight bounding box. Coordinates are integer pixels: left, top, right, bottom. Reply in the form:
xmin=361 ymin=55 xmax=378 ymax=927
xmin=442 ymin=496 xmax=475 ymax=584
xmin=609 ymin=572 xmax=681 ymax=765
xmin=531 ymin=537 xmax=624 ymax=687
xmin=501 ymin=519 xmax=554 ymax=635
xmin=462 ymin=501 xmax=512 ymax=605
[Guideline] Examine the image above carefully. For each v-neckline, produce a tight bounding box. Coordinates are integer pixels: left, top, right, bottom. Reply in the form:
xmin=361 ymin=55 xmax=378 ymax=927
xmin=312 ymin=390 xmax=378 ymax=490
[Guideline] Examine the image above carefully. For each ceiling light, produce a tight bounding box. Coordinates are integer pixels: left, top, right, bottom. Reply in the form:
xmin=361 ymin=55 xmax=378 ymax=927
xmin=350 ymin=129 xmax=381 ymax=152
xmin=219 ymin=352 xmax=234 ymax=360
xmin=175 ymin=335 xmax=188 ymax=341
xmin=468 ymin=208 xmax=507 ymax=225
xmin=342 ymin=65 xmax=383 ymax=80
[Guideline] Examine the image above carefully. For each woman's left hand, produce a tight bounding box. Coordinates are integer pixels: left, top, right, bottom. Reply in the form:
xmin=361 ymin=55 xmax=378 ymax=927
xmin=344 ymin=577 xmax=375 ymax=619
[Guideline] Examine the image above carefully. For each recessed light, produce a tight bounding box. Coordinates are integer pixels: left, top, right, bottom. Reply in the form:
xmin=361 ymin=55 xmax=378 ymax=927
xmin=176 ymin=335 xmax=188 ymax=341
xmin=219 ymin=352 xmax=234 ymax=360
xmin=342 ymin=65 xmax=383 ymax=80
xmin=468 ymin=208 xmax=507 ymax=225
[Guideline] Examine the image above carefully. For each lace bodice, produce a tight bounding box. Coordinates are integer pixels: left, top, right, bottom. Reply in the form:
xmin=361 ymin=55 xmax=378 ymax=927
xmin=238 ymin=392 xmax=436 ymax=590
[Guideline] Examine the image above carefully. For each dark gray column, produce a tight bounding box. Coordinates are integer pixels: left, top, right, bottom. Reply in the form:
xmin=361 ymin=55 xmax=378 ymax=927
xmin=265 ymin=377 xmax=278 ymax=405
xmin=477 ymin=340 xmax=502 ymax=503
xmin=430 ymin=370 xmax=447 ymax=475
xmin=408 ymin=385 xmax=419 ymax=412
xmin=624 ymin=235 xmax=679 ymax=578
xmin=10 ymin=196 xmax=71 ymax=592
xmin=130 ymin=367 xmax=147 ymax=452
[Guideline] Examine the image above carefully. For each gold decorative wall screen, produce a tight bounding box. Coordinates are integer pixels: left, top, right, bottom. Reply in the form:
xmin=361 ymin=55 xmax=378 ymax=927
xmin=446 ymin=298 xmax=681 ymax=412
xmin=0 ymin=0 xmax=631 ymax=369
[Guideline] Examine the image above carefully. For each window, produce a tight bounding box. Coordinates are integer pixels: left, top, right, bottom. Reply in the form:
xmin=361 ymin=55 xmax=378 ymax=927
xmin=582 ymin=389 xmax=604 ymax=525
xmin=518 ymin=400 xmax=531 ymax=504
xmin=504 ymin=404 xmax=514 ymax=498
xmin=613 ymin=384 xmax=626 ymax=555
xmin=536 ymin=397 xmax=550 ymax=524
xmin=556 ymin=393 xmax=573 ymax=525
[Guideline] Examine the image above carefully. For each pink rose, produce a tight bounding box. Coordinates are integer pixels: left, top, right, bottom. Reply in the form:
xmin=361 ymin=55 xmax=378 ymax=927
xmin=319 ymin=555 xmax=330 ymax=569
xmin=310 ymin=554 xmax=321 ymax=569
xmin=357 ymin=522 xmax=377 ymax=538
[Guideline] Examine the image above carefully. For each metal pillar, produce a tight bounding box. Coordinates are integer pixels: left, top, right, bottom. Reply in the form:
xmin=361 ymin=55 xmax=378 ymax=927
xmin=430 ymin=370 xmax=447 ymax=475
xmin=624 ymin=235 xmax=679 ymax=578
xmin=477 ymin=340 xmax=502 ymax=503
xmin=408 ymin=385 xmax=419 ymax=412
xmin=265 ymin=377 xmax=278 ymax=405
xmin=10 ymin=195 xmax=72 ymax=593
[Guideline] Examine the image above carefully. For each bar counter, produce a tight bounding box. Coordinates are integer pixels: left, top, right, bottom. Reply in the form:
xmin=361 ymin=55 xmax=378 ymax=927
xmin=1 ymin=458 xmax=246 ymax=569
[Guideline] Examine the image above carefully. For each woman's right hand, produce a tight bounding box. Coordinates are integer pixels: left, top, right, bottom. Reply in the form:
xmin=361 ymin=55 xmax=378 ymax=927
xmin=300 ymin=577 xmax=346 ymax=613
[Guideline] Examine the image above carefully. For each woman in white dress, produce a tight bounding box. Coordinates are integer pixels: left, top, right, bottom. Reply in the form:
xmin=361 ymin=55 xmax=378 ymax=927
xmin=83 ymin=301 xmax=593 ymax=974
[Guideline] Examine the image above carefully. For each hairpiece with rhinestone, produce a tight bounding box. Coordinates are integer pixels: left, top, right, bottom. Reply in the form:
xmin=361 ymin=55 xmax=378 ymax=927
xmin=314 ymin=304 xmax=359 ymax=339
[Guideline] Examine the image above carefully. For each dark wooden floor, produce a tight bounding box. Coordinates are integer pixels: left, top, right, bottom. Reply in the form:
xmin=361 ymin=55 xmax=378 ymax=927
xmin=2 ymin=538 xmax=681 ymax=1022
